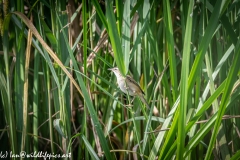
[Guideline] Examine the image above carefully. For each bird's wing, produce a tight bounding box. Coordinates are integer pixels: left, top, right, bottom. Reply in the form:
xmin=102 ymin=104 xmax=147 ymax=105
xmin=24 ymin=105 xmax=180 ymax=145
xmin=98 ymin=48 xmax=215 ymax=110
xmin=126 ymin=75 xmax=145 ymax=95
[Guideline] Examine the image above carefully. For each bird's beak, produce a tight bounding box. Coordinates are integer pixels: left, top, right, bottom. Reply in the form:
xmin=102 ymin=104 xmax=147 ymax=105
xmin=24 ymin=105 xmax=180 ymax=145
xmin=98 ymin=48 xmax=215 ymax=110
xmin=108 ymin=68 xmax=113 ymax=71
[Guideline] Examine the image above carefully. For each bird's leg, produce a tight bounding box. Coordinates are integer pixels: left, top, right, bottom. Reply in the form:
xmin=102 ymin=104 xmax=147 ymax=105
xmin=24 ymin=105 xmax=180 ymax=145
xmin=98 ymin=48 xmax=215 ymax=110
xmin=123 ymin=96 xmax=135 ymax=107
xmin=131 ymin=97 xmax=136 ymax=104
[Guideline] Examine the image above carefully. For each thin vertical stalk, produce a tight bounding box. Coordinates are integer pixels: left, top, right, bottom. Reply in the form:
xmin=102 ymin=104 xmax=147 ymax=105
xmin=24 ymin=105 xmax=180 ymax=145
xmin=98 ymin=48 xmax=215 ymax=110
xmin=2 ymin=13 xmax=18 ymax=158
xmin=163 ymin=0 xmax=178 ymax=101
xmin=177 ymin=0 xmax=194 ymax=159
xmin=32 ymin=48 xmax=40 ymax=159
xmin=21 ymin=22 xmax=32 ymax=157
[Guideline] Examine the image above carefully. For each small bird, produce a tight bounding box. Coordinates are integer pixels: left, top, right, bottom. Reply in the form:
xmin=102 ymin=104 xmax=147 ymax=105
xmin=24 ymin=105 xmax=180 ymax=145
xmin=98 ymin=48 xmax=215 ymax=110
xmin=109 ymin=67 xmax=149 ymax=109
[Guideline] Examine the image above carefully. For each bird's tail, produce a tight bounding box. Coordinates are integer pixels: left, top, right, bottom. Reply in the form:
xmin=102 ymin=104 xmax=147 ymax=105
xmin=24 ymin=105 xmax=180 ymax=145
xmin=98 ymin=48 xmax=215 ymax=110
xmin=139 ymin=95 xmax=160 ymax=116
xmin=139 ymin=95 xmax=150 ymax=110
